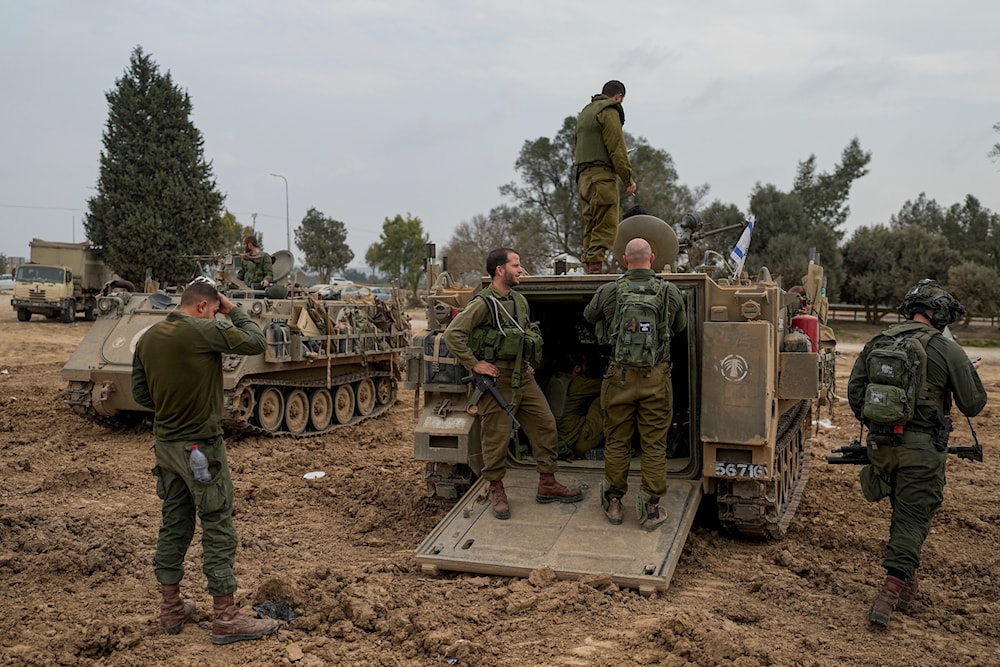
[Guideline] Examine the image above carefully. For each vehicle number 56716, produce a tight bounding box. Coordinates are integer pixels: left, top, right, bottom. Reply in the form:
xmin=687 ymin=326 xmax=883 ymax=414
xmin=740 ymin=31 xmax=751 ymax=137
xmin=714 ymin=462 xmax=769 ymax=479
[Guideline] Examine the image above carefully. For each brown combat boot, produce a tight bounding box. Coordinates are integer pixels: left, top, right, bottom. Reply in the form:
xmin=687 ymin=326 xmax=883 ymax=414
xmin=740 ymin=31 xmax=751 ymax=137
xmin=160 ymin=583 xmax=196 ymax=635
xmin=536 ymin=473 xmax=583 ymax=503
xmin=868 ymin=575 xmax=906 ymax=627
xmin=895 ymin=577 xmax=919 ymax=613
xmin=489 ymin=480 xmax=510 ymax=519
xmin=210 ymin=594 xmax=279 ymax=645
xmin=585 ymin=262 xmax=603 ymax=275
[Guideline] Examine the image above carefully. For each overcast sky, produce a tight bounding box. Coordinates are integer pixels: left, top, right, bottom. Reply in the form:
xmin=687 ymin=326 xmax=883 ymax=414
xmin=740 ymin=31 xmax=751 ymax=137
xmin=3 ymin=1 xmax=1000 ymax=270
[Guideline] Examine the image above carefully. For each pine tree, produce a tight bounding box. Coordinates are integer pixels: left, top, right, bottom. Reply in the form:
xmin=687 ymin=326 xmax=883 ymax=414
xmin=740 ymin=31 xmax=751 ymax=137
xmin=84 ymin=46 xmax=224 ymax=286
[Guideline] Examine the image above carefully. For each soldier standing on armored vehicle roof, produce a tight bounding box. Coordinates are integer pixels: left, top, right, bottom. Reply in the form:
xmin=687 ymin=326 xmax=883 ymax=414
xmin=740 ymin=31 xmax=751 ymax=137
xmin=443 ymin=248 xmax=584 ymax=519
xmin=848 ymin=279 xmax=986 ymax=628
xmin=131 ymin=280 xmax=279 ymax=644
xmin=584 ymin=238 xmax=686 ymax=530
xmin=574 ymin=79 xmax=637 ymax=275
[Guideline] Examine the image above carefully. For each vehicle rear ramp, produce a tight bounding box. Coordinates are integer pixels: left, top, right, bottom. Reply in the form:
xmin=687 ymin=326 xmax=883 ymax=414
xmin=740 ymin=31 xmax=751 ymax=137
xmin=415 ymin=468 xmax=702 ymax=595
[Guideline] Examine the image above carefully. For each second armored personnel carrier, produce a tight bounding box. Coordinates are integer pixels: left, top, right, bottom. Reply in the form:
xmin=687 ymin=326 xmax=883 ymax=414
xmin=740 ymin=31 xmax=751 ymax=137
xmin=407 ymin=216 xmax=836 ymax=593
xmin=62 ymin=251 xmax=411 ymax=436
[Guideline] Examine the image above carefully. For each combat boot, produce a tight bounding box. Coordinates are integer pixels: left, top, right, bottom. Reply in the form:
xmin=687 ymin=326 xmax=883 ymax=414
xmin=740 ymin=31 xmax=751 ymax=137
xmin=536 ymin=473 xmax=583 ymax=503
xmin=895 ymin=577 xmax=919 ymax=613
xmin=639 ymin=502 xmax=668 ymax=532
xmin=210 ymin=594 xmax=279 ymax=645
xmin=489 ymin=480 xmax=510 ymax=519
xmin=585 ymin=262 xmax=603 ymax=275
xmin=159 ymin=583 xmax=196 ymax=635
xmin=868 ymin=575 xmax=906 ymax=627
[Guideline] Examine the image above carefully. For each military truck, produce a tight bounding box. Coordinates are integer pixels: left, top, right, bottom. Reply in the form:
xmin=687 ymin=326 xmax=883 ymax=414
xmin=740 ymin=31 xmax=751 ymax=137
xmin=11 ymin=239 xmax=114 ymax=322
xmin=61 ymin=251 xmax=411 ymax=435
xmin=407 ymin=215 xmax=836 ymax=594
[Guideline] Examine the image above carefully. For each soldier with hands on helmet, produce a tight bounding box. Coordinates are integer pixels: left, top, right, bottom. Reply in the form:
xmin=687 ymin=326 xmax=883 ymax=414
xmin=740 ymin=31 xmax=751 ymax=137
xmin=847 ymin=279 xmax=986 ymax=628
xmin=443 ymin=248 xmax=584 ymax=519
xmin=584 ymin=238 xmax=686 ymax=530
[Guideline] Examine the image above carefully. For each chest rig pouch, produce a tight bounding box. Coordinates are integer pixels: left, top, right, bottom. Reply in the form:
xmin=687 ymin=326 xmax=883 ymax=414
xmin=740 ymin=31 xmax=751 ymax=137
xmin=467 ymin=293 xmax=543 ymax=368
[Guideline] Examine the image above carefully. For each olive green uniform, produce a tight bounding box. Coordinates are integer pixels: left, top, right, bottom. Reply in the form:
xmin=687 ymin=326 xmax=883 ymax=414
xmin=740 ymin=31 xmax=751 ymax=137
xmin=848 ymin=321 xmax=986 ymax=579
xmin=558 ymin=375 xmax=605 ymax=457
xmin=443 ymin=285 xmax=559 ymax=481
xmin=575 ymin=95 xmax=635 ymax=265
xmin=132 ymin=307 xmax=266 ymax=595
xmin=584 ymin=268 xmax=686 ymax=502
xmin=238 ymin=251 xmax=273 ymax=286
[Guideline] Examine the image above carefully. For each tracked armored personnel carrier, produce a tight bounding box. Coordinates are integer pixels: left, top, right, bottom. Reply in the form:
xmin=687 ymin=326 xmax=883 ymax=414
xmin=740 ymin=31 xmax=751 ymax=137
xmin=407 ymin=216 xmax=836 ymax=593
xmin=61 ymin=251 xmax=411 ymax=436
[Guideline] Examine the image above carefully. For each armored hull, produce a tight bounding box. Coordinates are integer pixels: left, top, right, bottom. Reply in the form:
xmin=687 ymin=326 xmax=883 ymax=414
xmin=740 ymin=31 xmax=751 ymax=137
xmin=62 ymin=286 xmax=411 ymax=436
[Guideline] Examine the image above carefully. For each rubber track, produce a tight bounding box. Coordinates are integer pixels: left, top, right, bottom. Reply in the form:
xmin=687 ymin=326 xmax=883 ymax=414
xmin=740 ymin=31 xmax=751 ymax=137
xmin=716 ymin=399 xmax=812 ymax=539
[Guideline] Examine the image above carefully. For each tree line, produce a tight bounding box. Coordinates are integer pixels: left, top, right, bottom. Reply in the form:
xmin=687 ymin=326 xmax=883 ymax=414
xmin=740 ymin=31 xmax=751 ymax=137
xmin=85 ymin=47 xmax=1000 ymax=321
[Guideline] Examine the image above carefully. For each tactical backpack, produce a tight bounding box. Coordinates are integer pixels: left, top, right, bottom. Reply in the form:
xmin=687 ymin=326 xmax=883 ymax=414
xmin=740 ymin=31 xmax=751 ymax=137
xmin=861 ymin=327 xmax=939 ymax=426
xmin=609 ymin=276 xmax=667 ymax=370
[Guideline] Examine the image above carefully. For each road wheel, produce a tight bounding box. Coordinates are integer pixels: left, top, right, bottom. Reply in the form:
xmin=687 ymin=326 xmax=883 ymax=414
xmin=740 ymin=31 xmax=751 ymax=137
xmin=374 ymin=377 xmax=392 ymax=405
xmin=17 ymin=308 xmax=31 ymax=322
xmin=308 ymin=388 xmax=333 ymax=431
xmin=256 ymin=387 xmax=285 ymax=432
xmin=333 ymin=384 xmax=355 ymax=424
xmin=284 ymin=389 xmax=309 ymax=435
xmin=355 ymin=378 xmax=376 ymax=416
xmin=84 ymin=306 xmax=97 ymax=321
xmin=61 ymin=299 xmax=76 ymax=323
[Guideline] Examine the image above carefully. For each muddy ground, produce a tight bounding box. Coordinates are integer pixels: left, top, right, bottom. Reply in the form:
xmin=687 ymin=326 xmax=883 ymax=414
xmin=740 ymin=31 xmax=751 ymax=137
xmin=1 ymin=303 xmax=999 ymax=667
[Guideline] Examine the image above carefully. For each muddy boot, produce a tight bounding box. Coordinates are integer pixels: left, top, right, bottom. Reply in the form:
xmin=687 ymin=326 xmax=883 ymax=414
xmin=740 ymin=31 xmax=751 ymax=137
xmin=536 ymin=473 xmax=583 ymax=503
xmin=599 ymin=479 xmax=623 ymax=525
xmin=585 ymin=262 xmax=603 ymax=275
xmin=210 ymin=594 xmax=280 ymax=645
xmin=489 ymin=480 xmax=510 ymax=519
xmin=868 ymin=575 xmax=906 ymax=627
xmin=160 ymin=583 xmax=196 ymax=635
xmin=895 ymin=577 xmax=919 ymax=613
xmin=636 ymin=490 xmax=668 ymax=531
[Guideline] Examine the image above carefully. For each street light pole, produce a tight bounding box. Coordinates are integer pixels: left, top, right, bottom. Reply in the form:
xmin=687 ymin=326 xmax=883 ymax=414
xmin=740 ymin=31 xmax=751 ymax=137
xmin=269 ymin=173 xmax=290 ymax=251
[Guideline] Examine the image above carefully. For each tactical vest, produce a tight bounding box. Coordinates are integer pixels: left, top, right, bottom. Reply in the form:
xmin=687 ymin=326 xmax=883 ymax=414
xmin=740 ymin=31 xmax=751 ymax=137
xmin=575 ymin=96 xmax=625 ymax=166
xmin=466 ymin=290 xmax=544 ymax=370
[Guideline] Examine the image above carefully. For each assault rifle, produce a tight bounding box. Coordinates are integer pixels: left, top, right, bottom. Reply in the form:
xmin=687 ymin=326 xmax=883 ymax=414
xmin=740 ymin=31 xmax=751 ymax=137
xmin=828 ymin=439 xmax=983 ymax=464
xmin=462 ymin=372 xmax=521 ymax=430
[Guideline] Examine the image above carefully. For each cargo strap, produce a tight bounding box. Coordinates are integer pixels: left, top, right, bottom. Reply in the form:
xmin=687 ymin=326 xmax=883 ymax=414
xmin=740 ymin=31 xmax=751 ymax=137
xmin=430 ymin=335 xmax=460 ymax=374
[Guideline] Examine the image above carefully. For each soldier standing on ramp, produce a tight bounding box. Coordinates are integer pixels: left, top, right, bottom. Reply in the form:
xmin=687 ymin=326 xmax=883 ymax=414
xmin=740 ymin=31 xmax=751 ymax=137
xmin=443 ymin=248 xmax=584 ymax=519
xmin=584 ymin=238 xmax=686 ymax=530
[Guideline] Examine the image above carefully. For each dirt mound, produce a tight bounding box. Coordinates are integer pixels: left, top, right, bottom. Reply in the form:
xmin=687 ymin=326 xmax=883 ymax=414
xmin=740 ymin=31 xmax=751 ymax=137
xmin=2 ymin=307 xmax=999 ymax=666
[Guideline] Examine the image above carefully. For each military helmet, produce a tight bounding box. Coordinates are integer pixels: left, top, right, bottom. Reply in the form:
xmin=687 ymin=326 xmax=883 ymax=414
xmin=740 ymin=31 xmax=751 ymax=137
xmin=897 ymin=279 xmax=965 ymax=329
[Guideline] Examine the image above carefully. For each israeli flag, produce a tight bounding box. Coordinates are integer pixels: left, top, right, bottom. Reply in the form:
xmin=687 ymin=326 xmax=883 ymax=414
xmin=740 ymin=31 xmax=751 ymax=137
xmin=730 ymin=215 xmax=754 ymax=279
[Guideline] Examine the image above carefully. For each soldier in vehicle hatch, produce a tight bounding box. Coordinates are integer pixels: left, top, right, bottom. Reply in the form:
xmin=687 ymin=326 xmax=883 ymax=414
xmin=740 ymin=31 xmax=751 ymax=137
xmin=443 ymin=247 xmax=584 ymax=519
xmin=847 ymin=279 xmax=986 ymax=628
xmin=574 ymin=79 xmax=637 ymax=275
xmin=238 ymin=235 xmax=273 ymax=287
xmin=584 ymin=238 xmax=686 ymax=531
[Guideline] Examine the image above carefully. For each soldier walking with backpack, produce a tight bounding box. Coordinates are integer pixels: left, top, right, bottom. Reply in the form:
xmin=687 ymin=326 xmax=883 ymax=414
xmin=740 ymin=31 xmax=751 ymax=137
xmin=584 ymin=238 xmax=686 ymax=530
xmin=847 ymin=279 xmax=986 ymax=628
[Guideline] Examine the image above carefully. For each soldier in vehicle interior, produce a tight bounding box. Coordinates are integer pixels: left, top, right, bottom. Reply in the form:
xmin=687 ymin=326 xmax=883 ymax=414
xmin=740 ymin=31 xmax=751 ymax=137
xmin=545 ymin=352 xmax=606 ymax=459
xmin=131 ymin=280 xmax=280 ymax=644
xmin=238 ymin=235 xmax=273 ymax=287
xmin=443 ymin=247 xmax=584 ymax=519
xmin=584 ymin=238 xmax=686 ymax=530
xmin=847 ymin=279 xmax=986 ymax=628
xmin=574 ymin=79 xmax=637 ymax=275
